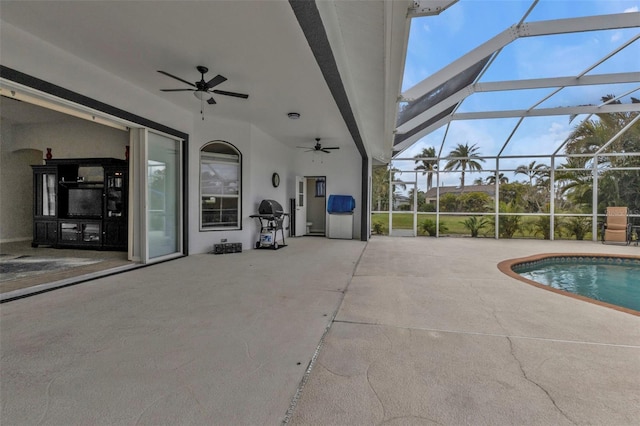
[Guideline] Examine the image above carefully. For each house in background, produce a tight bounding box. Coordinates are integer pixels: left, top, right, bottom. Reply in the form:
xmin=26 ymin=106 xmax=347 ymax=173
xmin=424 ymin=184 xmax=496 ymax=205
xmin=0 ymin=1 xmax=423 ymax=264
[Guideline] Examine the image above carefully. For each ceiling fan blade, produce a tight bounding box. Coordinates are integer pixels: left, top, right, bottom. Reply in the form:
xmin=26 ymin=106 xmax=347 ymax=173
xmin=157 ymin=70 xmax=196 ymax=88
xmin=161 ymin=89 xmax=196 ymax=92
xmin=206 ymin=75 xmax=227 ymax=89
xmin=323 ymin=147 xmax=340 ymax=150
xmin=321 ymin=149 xmax=331 ymax=153
xmin=212 ymin=89 xmax=249 ymax=99
xmin=207 ymin=97 xmax=217 ymax=105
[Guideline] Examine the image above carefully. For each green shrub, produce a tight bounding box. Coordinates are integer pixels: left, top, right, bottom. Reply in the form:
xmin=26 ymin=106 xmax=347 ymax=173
xmin=496 ymin=201 xmax=523 ymax=238
xmin=459 ymin=192 xmax=492 ymax=212
xmin=530 ymin=216 xmax=563 ymax=240
xmin=419 ymin=219 xmax=448 ymax=236
xmin=372 ymin=221 xmax=386 ymax=235
xmin=460 ymin=216 xmax=490 ymax=237
xmin=439 ymin=193 xmax=459 ymax=212
xmin=563 ymin=217 xmax=591 ymax=240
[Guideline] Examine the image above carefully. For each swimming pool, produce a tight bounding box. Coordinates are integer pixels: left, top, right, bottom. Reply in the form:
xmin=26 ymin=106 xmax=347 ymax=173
xmin=499 ymin=255 xmax=640 ymax=315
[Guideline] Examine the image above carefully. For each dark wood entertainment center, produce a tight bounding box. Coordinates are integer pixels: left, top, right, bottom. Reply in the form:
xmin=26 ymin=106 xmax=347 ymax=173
xmin=32 ymin=158 xmax=128 ymax=250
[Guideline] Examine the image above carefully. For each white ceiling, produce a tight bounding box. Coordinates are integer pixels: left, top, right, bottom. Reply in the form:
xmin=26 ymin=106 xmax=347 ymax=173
xmin=0 ymin=0 xmax=411 ymax=159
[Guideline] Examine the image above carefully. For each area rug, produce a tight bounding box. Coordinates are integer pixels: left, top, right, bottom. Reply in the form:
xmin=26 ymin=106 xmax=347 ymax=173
xmin=0 ymin=254 xmax=104 ymax=282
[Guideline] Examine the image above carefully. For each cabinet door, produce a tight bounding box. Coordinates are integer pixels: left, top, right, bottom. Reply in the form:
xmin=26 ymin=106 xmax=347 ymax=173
xmin=81 ymin=222 xmax=101 ymax=244
xmin=33 ymin=168 xmax=57 ymax=218
xmin=34 ymin=220 xmax=57 ymax=245
xmin=103 ymin=221 xmax=126 ymax=248
xmin=105 ymin=169 xmax=126 ymax=218
xmin=59 ymin=222 xmax=80 ymax=242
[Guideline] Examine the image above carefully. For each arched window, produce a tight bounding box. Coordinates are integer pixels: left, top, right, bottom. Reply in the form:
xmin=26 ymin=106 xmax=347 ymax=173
xmin=200 ymin=141 xmax=241 ymax=230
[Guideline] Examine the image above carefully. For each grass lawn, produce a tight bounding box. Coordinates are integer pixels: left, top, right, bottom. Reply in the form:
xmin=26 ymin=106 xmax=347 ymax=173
xmin=371 ymin=213 xmax=595 ymax=240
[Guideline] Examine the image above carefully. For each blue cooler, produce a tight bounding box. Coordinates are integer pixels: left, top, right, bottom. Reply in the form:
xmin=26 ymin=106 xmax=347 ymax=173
xmin=327 ymin=195 xmax=355 ymax=239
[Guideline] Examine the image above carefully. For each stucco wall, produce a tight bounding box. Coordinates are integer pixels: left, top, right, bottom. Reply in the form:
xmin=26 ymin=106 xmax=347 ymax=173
xmin=1 ymin=20 xmax=366 ymax=253
xmin=186 ymin=119 xmax=296 ymax=254
xmin=292 ymin=144 xmax=362 ymax=239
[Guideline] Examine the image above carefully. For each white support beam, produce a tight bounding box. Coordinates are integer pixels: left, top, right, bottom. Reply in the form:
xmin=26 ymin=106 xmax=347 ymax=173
xmin=395 ymin=72 xmax=639 ymax=135
xmin=521 ymin=12 xmax=640 ymax=37
xmin=403 ymin=12 xmax=640 ymax=101
xmin=476 ymin=73 xmax=640 ymax=93
xmin=407 ymin=0 xmax=459 ymax=17
xmin=452 ymin=103 xmax=640 ymax=121
xmin=403 ymin=25 xmax=517 ymax=101
xmin=395 ymin=100 xmax=639 ymax=154
xmin=394 ymin=115 xmax=452 ymax=153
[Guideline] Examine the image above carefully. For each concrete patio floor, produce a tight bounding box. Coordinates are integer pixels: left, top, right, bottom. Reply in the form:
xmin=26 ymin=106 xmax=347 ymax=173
xmin=1 ymin=237 xmax=639 ymax=425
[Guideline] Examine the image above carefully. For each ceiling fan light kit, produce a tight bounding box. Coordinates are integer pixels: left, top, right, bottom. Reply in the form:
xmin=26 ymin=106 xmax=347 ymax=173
xmin=158 ymin=65 xmax=248 ymax=119
xmin=297 ymin=138 xmax=340 ymax=154
xmin=287 ymin=112 xmax=301 ymax=119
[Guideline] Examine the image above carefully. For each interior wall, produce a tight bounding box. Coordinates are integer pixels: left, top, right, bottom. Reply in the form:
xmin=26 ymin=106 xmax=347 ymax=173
xmin=0 ymin=119 xmax=41 ymax=242
xmin=306 ymin=178 xmax=326 ymax=233
xmin=12 ymin=120 xmax=129 ymax=160
xmin=0 ymin=117 xmax=129 ymax=243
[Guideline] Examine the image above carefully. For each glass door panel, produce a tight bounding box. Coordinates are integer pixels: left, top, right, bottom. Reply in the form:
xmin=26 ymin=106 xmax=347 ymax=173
xmin=82 ymin=223 xmax=101 ymax=243
xmin=147 ymin=132 xmax=181 ymax=260
xmin=60 ymin=222 xmax=79 ymax=241
xmin=42 ymin=173 xmax=56 ymax=216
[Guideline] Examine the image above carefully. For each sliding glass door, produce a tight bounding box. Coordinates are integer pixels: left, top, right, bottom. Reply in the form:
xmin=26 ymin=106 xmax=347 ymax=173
xmin=147 ymin=132 xmax=181 ymax=259
xmin=130 ymin=129 xmax=183 ymax=263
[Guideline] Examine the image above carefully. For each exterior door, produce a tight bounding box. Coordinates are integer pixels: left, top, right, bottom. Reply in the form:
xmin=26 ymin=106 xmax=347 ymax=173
xmin=130 ymin=129 xmax=183 ymax=263
xmin=295 ymin=176 xmax=307 ymax=236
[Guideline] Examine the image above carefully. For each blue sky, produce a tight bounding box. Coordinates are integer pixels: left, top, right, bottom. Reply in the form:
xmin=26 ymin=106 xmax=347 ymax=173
xmin=397 ymin=0 xmax=640 ymax=187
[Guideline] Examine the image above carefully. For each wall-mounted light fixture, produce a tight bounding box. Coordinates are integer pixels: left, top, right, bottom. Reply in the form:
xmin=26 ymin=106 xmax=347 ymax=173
xmin=287 ymin=112 xmax=301 ymax=119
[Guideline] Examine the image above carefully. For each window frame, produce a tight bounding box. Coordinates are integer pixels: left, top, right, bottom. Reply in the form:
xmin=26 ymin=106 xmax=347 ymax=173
xmin=199 ymin=141 xmax=242 ymax=231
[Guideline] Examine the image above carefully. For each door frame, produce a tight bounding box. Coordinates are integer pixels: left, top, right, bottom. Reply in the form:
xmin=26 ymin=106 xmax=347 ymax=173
xmin=294 ymin=176 xmax=307 ymax=237
xmin=1 ymin=68 xmax=190 ymax=261
xmin=304 ymin=175 xmax=326 ymax=236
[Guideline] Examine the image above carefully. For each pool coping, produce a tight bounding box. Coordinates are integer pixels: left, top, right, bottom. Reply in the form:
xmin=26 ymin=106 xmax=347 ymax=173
xmin=497 ymin=253 xmax=640 ymax=317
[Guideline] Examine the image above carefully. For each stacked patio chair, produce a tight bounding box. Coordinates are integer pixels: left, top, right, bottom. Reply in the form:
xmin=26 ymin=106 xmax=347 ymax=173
xmin=601 ymin=206 xmax=631 ymax=245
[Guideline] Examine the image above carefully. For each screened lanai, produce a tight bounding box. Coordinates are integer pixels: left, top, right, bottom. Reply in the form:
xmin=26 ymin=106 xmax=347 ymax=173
xmin=374 ymin=0 xmax=640 ymax=240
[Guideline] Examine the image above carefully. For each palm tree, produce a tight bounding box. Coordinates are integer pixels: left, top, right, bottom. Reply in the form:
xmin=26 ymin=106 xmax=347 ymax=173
xmin=486 ymin=173 xmax=509 ymax=185
xmin=562 ymin=95 xmax=640 ymax=212
xmin=443 ymin=143 xmax=485 ymax=188
xmin=372 ymin=166 xmax=392 ymax=211
xmin=555 ymin=157 xmax=593 ymax=207
xmin=414 ymin=147 xmax=437 ymax=190
xmin=514 ymin=160 xmax=548 ymax=185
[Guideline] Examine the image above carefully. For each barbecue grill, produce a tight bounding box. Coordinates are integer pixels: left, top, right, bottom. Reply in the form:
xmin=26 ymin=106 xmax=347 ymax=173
xmin=250 ymin=199 xmax=289 ymax=249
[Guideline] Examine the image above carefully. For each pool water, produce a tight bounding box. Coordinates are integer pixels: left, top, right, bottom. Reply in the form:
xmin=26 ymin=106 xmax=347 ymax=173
xmin=515 ymin=259 xmax=640 ymax=312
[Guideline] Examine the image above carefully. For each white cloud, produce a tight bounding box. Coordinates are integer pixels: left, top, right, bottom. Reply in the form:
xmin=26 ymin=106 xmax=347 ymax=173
xmin=611 ymin=31 xmax=623 ymax=42
xmin=422 ymin=23 xmax=431 ymax=32
xmin=624 ymin=6 xmax=639 ymax=12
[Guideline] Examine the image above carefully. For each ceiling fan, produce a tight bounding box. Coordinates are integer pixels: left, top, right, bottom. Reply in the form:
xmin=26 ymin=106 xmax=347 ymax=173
xmin=158 ymin=65 xmax=248 ymax=118
xmin=297 ymin=138 xmax=340 ymax=153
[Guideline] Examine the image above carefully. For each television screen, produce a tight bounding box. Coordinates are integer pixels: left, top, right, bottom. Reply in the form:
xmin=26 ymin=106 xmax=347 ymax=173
xmin=68 ymin=188 xmax=103 ymax=217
